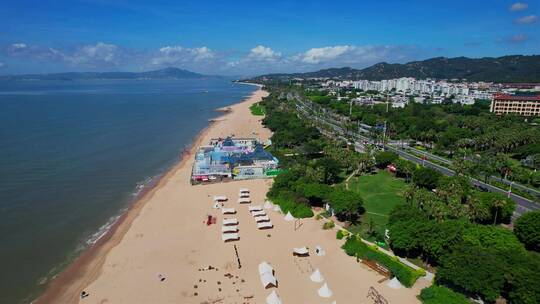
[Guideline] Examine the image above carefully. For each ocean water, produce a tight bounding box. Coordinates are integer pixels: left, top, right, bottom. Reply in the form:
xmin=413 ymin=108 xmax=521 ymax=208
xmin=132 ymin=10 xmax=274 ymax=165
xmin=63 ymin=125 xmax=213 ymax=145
xmin=0 ymin=78 xmax=256 ymax=303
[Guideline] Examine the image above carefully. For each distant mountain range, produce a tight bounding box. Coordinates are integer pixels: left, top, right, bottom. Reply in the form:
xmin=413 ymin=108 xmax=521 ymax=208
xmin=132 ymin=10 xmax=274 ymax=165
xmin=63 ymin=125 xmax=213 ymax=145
xmin=0 ymin=67 xmax=211 ymax=81
xmin=250 ymin=55 xmax=540 ymax=83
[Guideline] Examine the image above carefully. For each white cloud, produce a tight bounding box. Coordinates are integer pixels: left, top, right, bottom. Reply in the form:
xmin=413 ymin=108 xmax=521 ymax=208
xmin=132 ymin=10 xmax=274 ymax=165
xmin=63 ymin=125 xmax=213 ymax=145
xmin=515 ymin=15 xmax=538 ymax=24
xmin=11 ymin=43 xmax=27 ymax=49
xmin=298 ymin=45 xmax=355 ymax=64
xmin=151 ymin=45 xmax=216 ymax=66
xmin=68 ymin=42 xmax=120 ymax=65
xmin=247 ymin=45 xmax=281 ymax=61
xmin=510 ymin=2 xmax=528 ymax=11
xmin=510 ymin=34 xmax=528 ymax=43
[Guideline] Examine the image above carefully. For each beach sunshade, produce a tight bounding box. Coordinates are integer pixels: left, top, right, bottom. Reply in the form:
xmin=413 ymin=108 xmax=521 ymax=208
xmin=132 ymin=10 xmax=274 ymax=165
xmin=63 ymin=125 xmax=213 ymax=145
xmin=222 ymin=225 xmax=239 ymax=233
xmin=315 ymin=246 xmax=326 ymax=256
xmin=258 ymin=261 xmax=274 ymax=275
xmin=310 ymin=269 xmax=324 ymax=283
xmin=213 ymin=195 xmax=228 ymax=202
xmin=257 ymin=221 xmax=273 ymax=229
xmin=273 ymin=205 xmax=282 ymax=213
xmin=255 ymin=215 xmax=270 ymax=223
xmin=266 ymin=290 xmax=282 ymax=304
xmin=260 ymin=271 xmax=277 ymax=289
xmin=222 ymin=208 xmax=236 ymax=215
xmin=223 ymin=218 xmax=238 ymax=226
xmin=252 ymin=210 xmax=267 ymax=217
xmin=237 ymin=197 xmax=251 ymax=204
xmin=264 ymin=200 xmax=273 ymax=209
xmin=221 ymin=233 xmax=239 ymax=242
xmin=284 ymin=211 xmax=295 ymax=221
xmin=318 ymin=283 xmax=333 ymax=298
xmin=293 ymin=247 xmax=309 ymax=256
xmin=239 ymin=188 xmax=250 ymax=193
xmin=249 ymin=205 xmax=263 ymax=212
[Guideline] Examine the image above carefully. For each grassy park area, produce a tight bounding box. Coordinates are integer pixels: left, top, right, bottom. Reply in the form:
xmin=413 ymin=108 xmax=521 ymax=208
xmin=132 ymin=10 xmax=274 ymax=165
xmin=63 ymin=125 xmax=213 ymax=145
xmin=249 ymin=102 xmax=265 ymax=116
xmin=348 ymin=171 xmax=407 ymax=239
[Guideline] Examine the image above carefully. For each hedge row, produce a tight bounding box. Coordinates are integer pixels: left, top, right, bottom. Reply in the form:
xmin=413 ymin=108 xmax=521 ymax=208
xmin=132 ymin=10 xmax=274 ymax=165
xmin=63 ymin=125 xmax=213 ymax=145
xmin=419 ymin=285 xmax=470 ymax=304
xmin=342 ymin=236 xmax=425 ymax=287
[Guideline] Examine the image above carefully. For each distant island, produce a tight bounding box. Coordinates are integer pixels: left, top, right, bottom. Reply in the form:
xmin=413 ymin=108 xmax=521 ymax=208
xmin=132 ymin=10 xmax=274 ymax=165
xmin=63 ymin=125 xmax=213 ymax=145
xmin=0 ymin=67 xmax=214 ymax=81
xmin=249 ymin=55 xmax=540 ymax=83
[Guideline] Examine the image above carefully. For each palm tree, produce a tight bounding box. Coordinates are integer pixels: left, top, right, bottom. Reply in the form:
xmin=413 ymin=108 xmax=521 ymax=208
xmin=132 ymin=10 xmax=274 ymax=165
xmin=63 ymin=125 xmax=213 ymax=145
xmin=403 ymin=184 xmax=417 ymax=206
xmin=492 ymin=198 xmax=507 ymax=225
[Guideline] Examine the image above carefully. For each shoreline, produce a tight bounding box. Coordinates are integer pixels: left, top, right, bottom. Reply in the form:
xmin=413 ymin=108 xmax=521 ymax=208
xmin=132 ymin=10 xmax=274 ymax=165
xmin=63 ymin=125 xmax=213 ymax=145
xmin=34 ymin=87 xmax=262 ymax=304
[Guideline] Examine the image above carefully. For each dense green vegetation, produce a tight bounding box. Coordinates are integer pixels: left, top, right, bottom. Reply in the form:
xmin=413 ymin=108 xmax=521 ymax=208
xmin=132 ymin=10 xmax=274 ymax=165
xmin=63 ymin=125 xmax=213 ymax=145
xmin=249 ymin=102 xmax=265 ymax=116
xmin=513 ymin=210 xmax=540 ymax=252
xmin=419 ymin=285 xmax=470 ymax=304
xmin=342 ymin=236 xmax=425 ymax=287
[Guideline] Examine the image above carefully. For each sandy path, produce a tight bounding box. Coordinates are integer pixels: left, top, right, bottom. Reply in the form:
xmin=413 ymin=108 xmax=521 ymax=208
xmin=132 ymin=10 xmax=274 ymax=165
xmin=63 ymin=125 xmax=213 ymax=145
xmin=41 ymin=87 xmax=427 ymax=304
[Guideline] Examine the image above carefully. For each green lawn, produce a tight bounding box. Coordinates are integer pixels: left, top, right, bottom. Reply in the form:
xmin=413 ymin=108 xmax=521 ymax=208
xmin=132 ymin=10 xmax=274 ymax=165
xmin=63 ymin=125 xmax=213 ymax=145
xmin=348 ymin=171 xmax=407 ymax=237
xmin=250 ymin=103 xmax=265 ymax=116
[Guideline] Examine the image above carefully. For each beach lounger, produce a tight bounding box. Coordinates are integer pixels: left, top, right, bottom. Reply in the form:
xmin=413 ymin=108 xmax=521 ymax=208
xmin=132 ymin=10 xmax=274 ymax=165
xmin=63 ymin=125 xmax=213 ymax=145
xmin=257 ymin=221 xmax=273 ymax=229
xmin=239 ymin=192 xmax=250 ymax=198
xmin=237 ymin=197 xmax=251 ymax=204
xmin=213 ymin=195 xmax=228 ymax=202
xmin=222 ymin=233 xmax=239 ymax=242
xmin=255 ymin=215 xmax=270 ymax=222
xmin=248 ymin=205 xmax=263 ymax=212
xmin=221 ymin=208 xmax=236 ymax=215
xmin=293 ymin=247 xmax=309 ymax=257
xmin=251 ymin=210 xmax=266 ymax=217
xmin=221 ymin=225 xmax=239 ymax=233
xmin=223 ymin=218 xmax=238 ymax=226
xmin=239 ymin=188 xmax=250 ymax=193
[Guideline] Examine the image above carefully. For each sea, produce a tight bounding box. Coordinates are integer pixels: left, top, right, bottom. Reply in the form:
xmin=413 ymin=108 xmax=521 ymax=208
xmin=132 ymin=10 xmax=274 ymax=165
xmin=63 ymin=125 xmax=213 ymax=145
xmin=0 ymin=78 xmax=256 ymax=303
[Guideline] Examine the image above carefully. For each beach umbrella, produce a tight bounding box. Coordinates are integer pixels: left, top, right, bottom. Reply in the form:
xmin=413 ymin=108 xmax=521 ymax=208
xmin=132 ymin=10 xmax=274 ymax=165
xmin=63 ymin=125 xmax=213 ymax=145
xmin=266 ymin=290 xmax=282 ymax=304
xmin=310 ymin=269 xmax=324 ymax=283
xmin=318 ymin=283 xmax=333 ymax=298
xmin=284 ymin=211 xmax=295 ymax=221
xmin=315 ymin=246 xmax=326 ymax=256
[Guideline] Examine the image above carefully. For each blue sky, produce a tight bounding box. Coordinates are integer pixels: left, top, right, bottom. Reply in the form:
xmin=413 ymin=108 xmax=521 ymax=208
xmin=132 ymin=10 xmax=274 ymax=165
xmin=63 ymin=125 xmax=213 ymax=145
xmin=0 ymin=0 xmax=538 ymax=75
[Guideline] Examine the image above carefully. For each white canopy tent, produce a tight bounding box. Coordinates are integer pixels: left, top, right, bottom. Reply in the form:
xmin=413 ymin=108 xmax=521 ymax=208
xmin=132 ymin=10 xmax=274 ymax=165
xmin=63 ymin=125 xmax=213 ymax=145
xmin=318 ymin=283 xmax=333 ymax=298
xmin=222 ymin=208 xmax=236 ymax=215
xmin=273 ymin=204 xmax=282 ymax=213
xmin=387 ymin=277 xmax=403 ymax=289
xmin=255 ymin=215 xmax=271 ymax=222
xmin=213 ymin=195 xmax=227 ymax=202
xmin=222 ymin=233 xmax=239 ymax=242
xmin=252 ymin=210 xmax=267 ymax=217
xmin=293 ymin=247 xmax=309 ymax=256
xmin=258 ymin=262 xmax=277 ymax=289
xmin=310 ymin=269 xmax=324 ymax=283
xmin=266 ymin=290 xmax=282 ymax=304
xmin=237 ymin=197 xmax=251 ymax=204
xmin=221 ymin=225 xmax=238 ymax=233
xmin=249 ymin=205 xmax=263 ymax=212
xmin=284 ymin=211 xmax=295 ymax=221
xmin=258 ymin=221 xmax=274 ymax=229
xmin=223 ymin=218 xmax=238 ymax=226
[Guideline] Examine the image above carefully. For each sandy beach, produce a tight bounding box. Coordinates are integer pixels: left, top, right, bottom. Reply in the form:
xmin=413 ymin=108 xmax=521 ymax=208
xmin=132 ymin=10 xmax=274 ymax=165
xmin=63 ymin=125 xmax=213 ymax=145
xmin=37 ymin=87 xmax=428 ymax=304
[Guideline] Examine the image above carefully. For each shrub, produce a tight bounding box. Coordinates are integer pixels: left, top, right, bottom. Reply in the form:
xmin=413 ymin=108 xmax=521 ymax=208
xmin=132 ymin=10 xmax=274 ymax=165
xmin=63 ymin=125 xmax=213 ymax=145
xmin=342 ymin=236 xmax=425 ymax=287
xmin=315 ymin=213 xmax=323 ymax=220
xmin=336 ymin=229 xmax=349 ymax=240
xmin=514 ymin=210 xmax=540 ymax=252
xmin=323 ymin=220 xmax=335 ymax=230
xmin=270 ymin=196 xmax=314 ymax=218
xmin=419 ymin=285 xmax=469 ymax=304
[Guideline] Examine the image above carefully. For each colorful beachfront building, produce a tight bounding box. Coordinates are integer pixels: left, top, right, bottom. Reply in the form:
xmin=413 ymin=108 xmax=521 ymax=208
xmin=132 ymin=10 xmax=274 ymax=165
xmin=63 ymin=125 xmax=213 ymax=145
xmin=191 ymin=137 xmax=279 ymax=183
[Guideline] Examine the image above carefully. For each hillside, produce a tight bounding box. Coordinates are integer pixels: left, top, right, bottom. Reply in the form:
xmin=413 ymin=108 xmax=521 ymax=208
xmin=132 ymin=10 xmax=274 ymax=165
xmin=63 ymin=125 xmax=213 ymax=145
xmin=250 ymin=55 xmax=540 ymax=83
xmin=0 ymin=67 xmax=208 ymax=81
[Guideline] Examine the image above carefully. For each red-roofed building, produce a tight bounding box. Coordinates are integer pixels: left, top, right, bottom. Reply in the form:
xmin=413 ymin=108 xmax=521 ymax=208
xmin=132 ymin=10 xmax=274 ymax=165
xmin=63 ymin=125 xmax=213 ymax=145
xmin=490 ymin=94 xmax=540 ymax=116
